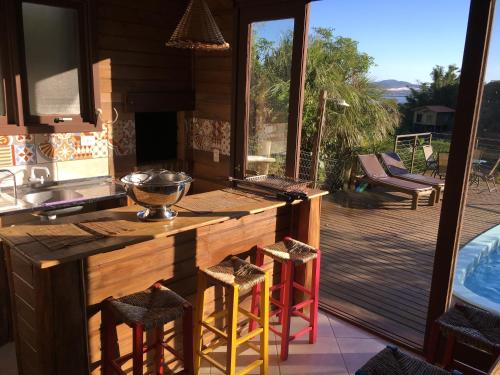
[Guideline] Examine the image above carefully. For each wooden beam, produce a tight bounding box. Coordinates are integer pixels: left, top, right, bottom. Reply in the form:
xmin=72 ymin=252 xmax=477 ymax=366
xmin=424 ymin=0 xmax=496 ymax=354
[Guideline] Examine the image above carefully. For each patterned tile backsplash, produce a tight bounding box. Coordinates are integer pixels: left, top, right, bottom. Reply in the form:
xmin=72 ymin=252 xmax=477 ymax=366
xmin=0 ymin=119 xmax=136 ymax=184
xmin=188 ymin=117 xmax=231 ymax=156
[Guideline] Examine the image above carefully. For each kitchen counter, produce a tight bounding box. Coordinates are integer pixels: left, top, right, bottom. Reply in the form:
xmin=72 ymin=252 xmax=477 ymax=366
xmin=0 ymin=188 xmax=327 ymax=374
xmin=0 ymin=176 xmax=126 ymax=216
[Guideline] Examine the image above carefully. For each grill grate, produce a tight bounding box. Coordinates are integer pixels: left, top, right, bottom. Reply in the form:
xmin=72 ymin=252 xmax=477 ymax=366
xmin=244 ymin=175 xmax=311 ymax=192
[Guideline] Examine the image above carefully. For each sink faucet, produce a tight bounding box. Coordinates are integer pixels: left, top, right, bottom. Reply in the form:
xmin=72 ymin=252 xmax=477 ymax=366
xmin=29 ymin=166 xmax=51 ymax=185
xmin=0 ymin=169 xmax=18 ymax=203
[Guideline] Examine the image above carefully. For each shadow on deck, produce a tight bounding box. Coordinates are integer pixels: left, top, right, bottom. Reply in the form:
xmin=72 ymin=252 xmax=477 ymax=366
xmin=319 ymin=183 xmax=500 ymax=348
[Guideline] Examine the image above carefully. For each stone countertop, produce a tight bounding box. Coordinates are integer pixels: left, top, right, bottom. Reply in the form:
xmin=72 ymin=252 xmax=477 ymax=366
xmin=0 ymin=176 xmax=126 ymax=216
xmin=0 ymin=188 xmax=328 ymax=269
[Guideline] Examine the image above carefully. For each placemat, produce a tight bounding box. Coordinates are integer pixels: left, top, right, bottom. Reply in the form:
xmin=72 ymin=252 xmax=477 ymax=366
xmin=76 ymin=217 xmax=138 ymax=236
xmin=27 ymin=224 xmax=104 ymax=251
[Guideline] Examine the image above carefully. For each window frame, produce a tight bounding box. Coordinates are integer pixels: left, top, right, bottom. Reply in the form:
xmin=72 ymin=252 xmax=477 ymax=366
xmin=232 ymin=0 xmax=310 ymax=179
xmin=0 ymin=0 xmax=101 ymax=134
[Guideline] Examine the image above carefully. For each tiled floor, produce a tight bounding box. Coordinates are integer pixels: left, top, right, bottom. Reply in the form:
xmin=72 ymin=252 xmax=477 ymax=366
xmin=0 ymin=311 xmax=388 ymax=375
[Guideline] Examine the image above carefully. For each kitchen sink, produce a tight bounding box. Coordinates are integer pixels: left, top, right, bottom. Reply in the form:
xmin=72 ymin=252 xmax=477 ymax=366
xmin=23 ymin=189 xmax=84 ymax=206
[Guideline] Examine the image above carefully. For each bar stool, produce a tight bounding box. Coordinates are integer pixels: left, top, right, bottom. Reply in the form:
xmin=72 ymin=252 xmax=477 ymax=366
xmin=250 ymin=237 xmax=321 ymax=361
xmin=101 ymin=282 xmax=194 ymax=375
xmin=194 ymin=256 xmax=270 ymax=375
xmin=427 ymin=303 xmax=500 ymax=370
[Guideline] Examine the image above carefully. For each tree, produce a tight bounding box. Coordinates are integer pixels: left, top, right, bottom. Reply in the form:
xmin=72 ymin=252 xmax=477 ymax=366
xmin=250 ymin=27 xmax=400 ymax=189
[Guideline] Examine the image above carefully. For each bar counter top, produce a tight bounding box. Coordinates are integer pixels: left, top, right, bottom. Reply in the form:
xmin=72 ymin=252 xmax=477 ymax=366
xmin=0 ymin=188 xmax=327 ymax=269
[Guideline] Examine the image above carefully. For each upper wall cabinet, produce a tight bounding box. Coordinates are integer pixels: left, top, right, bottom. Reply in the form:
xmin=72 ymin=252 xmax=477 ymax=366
xmin=233 ymin=0 xmax=311 ymax=178
xmin=0 ymin=0 xmax=100 ymax=134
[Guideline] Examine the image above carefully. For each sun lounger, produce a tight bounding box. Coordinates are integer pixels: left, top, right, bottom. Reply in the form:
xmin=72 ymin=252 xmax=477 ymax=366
xmin=379 ymin=152 xmax=445 ymax=203
xmin=357 ymin=154 xmax=435 ymax=210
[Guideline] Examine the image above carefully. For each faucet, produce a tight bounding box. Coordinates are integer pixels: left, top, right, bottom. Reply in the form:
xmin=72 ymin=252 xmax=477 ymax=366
xmin=0 ymin=169 xmax=18 ymax=203
xmin=29 ymin=166 xmax=51 ymax=185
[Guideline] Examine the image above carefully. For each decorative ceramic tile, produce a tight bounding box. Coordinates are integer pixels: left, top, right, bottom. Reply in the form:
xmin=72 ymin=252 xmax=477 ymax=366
xmin=189 ymin=117 xmax=231 ymax=156
xmin=0 ymin=136 xmax=10 ymax=146
xmin=10 ymin=135 xmax=34 ymax=145
xmin=92 ymin=139 xmax=109 ymax=158
xmin=0 ymin=146 xmax=13 ymax=167
xmin=12 ymin=144 xmax=37 ymax=165
xmin=37 ymin=142 xmax=57 ymax=162
xmin=109 ymin=119 xmax=136 ymax=156
xmin=55 ymin=142 xmax=75 ymax=162
xmin=72 ymin=135 xmax=93 ymax=160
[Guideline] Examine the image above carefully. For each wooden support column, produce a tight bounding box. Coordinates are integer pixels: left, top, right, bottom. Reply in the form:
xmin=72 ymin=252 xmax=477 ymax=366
xmin=424 ymin=0 xmax=496 ymax=354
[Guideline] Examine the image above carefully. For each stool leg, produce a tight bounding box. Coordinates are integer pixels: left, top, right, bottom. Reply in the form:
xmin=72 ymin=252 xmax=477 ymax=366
xmin=309 ymin=250 xmax=321 ymax=344
xmin=260 ymin=272 xmax=270 ymax=375
xmin=132 ymin=324 xmax=144 ymax=375
xmin=226 ymin=284 xmax=240 ymax=375
xmin=442 ymin=333 xmax=456 ymax=369
xmin=426 ymin=322 xmax=441 ymax=364
xmin=280 ymin=261 xmax=294 ymax=361
xmin=194 ymin=273 xmax=207 ymax=375
xmin=154 ymin=326 xmax=164 ymax=375
xmin=101 ymin=303 xmax=117 ymax=375
xmin=278 ymin=261 xmax=287 ymax=325
xmin=250 ymin=249 xmax=265 ymax=332
xmin=182 ymin=303 xmax=194 ymax=375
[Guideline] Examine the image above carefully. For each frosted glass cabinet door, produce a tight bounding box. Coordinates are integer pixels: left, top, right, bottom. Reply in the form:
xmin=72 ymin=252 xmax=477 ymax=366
xmin=22 ymin=2 xmax=81 ymax=116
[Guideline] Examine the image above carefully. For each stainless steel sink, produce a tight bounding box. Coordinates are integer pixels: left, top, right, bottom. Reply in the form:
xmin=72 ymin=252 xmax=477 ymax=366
xmin=23 ymin=189 xmax=84 ymax=206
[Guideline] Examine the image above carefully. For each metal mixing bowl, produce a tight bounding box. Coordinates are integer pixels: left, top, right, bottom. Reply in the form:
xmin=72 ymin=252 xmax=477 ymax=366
xmin=120 ymin=169 xmax=192 ymax=221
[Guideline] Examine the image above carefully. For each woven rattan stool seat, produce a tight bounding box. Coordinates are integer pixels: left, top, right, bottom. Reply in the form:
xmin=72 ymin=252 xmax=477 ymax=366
xmin=204 ymin=256 xmax=266 ymax=292
xmin=437 ymin=304 xmax=500 ymax=353
xmin=108 ymin=284 xmax=187 ymax=330
xmin=357 ymin=346 xmax=457 ymax=375
xmin=261 ymin=237 xmax=318 ymax=265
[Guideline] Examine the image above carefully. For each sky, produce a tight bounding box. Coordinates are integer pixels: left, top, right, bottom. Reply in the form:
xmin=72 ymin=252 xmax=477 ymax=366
xmin=258 ymin=0 xmax=500 ymax=84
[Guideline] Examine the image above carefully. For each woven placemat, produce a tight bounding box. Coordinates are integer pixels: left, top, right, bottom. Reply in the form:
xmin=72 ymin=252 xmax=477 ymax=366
xmin=76 ymin=217 xmax=138 ymax=236
xmin=27 ymin=224 xmax=104 ymax=251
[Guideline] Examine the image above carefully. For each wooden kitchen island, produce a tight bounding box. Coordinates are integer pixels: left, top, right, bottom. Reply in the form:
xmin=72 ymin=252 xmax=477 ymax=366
xmin=0 ymin=188 xmax=326 ymax=375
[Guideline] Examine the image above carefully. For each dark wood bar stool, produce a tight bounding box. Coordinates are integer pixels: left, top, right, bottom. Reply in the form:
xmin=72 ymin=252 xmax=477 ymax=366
xmin=102 ymin=282 xmax=194 ymax=375
xmin=427 ymin=304 xmax=500 ymax=371
xmin=249 ymin=237 xmax=321 ymax=360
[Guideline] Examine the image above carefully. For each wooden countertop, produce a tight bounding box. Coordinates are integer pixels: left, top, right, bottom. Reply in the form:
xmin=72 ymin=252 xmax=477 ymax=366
xmin=0 ymin=188 xmax=327 ymax=269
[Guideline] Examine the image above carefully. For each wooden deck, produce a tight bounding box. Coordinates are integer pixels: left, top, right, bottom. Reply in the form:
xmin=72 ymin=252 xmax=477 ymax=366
xmin=319 ymin=183 xmax=499 ymax=348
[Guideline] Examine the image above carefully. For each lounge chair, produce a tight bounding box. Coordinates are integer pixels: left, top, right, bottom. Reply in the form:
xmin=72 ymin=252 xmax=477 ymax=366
xmin=470 ymin=157 xmax=499 ymax=192
xmin=436 ymin=152 xmax=449 ymax=179
xmin=357 ymin=154 xmax=436 ymax=210
xmin=380 ymin=152 xmax=445 ymax=203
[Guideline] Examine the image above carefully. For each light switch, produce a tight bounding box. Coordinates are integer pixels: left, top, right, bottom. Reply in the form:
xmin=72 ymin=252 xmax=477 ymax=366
xmin=213 ymin=148 xmax=220 ymax=163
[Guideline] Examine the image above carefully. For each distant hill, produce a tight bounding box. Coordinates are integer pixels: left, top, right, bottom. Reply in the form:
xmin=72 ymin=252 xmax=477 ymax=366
xmin=375 ymin=79 xmax=419 ymax=90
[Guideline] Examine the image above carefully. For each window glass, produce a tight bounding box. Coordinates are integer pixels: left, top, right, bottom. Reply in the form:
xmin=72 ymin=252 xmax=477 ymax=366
xmin=22 ymin=2 xmax=81 ymax=116
xmin=0 ymin=56 xmax=5 ymax=115
xmin=247 ymin=19 xmax=294 ymax=176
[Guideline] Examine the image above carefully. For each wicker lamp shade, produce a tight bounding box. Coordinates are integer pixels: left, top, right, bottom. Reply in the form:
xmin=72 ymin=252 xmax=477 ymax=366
xmin=166 ymin=0 xmax=229 ymax=50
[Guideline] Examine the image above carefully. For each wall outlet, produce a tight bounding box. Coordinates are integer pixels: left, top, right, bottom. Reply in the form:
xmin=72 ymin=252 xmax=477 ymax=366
xmin=81 ymin=135 xmax=96 ymax=147
xmin=213 ymin=148 xmax=220 ymax=163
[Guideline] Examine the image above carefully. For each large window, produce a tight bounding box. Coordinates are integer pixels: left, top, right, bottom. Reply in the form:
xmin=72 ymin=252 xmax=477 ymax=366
xmin=0 ymin=0 xmax=100 ymax=133
xmin=233 ymin=0 xmax=310 ymax=178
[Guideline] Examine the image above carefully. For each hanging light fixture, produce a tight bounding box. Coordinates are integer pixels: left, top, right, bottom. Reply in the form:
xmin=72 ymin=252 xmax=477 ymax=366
xmin=166 ymin=0 xmax=230 ymax=51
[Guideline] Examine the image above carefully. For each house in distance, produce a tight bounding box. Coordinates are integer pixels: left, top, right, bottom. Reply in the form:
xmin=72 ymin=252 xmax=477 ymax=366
xmin=412 ymin=105 xmax=456 ymax=133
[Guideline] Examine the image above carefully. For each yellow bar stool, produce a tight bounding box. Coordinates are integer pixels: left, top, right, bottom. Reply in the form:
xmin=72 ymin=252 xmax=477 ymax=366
xmin=194 ymin=256 xmax=270 ymax=375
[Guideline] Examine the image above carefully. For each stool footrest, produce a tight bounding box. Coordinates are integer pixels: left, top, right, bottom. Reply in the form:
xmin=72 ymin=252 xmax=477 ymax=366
xmin=199 ymin=352 xmax=227 ymax=373
xmin=237 ymin=359 xmax=264 ymax=375
xmin=270 ymin=297 xmax=285 ymax=309
xmin=290 ymin=325 xmax=313 ymax=342
xmin=236 ymin=328 xmax=263 ymax=346
xmin=204 ymin=310 xmax=227 ymax=324
xmin=293 ymin=281 xmax=312 ymax=295
xmin=292 ymin=309 xmax=311 ymax=323
xmin=201 ymin=321 xmax=228 ymax=339
xmin=239 ymin=307 xmax=260 ymax=322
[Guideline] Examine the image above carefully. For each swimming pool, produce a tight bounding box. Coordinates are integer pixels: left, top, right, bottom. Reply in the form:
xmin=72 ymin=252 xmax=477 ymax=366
xmin=453 ymin=224 xmax=500 ymax=313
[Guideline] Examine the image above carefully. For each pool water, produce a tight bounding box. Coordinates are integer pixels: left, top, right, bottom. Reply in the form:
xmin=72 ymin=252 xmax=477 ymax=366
xmin=464 ymin=249 xmax=500 ymax=304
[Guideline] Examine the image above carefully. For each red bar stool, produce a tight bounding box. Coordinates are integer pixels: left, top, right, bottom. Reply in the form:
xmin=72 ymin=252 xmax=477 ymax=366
xmin=101 ymin=282 xmax=194 ymax=375
xmin=249 ymin=237 xmax=321 ymax=360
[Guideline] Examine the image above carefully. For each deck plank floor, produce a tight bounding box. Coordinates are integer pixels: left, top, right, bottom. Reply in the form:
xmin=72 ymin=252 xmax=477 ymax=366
xmin=319 ymin=183 xmax=500 ymax=348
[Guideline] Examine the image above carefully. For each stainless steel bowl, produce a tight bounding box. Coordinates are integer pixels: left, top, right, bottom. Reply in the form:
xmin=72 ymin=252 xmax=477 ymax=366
xmin=120 ymin=169 xmax=192 ymax=221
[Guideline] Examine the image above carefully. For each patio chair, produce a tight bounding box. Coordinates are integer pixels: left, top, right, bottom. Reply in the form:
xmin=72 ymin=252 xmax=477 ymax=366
xmin=380 ymin=152 xmax=445 ymax=203
xmin=357 ymin=154 xmax=436 ymax=210
xmin=423 ymin=145 xmax=438 ymax=176
xmin=436 ymin=152 xmax=449 ymax=179
xmin=470 ymin=157 xmax=499 ymax=192
xmin=356 ymin=345 xmax=462 ymax=375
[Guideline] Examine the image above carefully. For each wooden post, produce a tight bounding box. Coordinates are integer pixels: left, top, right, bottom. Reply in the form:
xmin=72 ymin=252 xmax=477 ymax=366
xmin=310 ymin=90 xmax=328 ymax=187
xmin=410 ymin=135 xmax=418 ymax=173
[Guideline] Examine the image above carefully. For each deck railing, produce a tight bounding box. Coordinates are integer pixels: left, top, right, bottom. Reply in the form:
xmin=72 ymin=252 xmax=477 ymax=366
xmin=394 ymin=132 xmax=433 ymax=173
